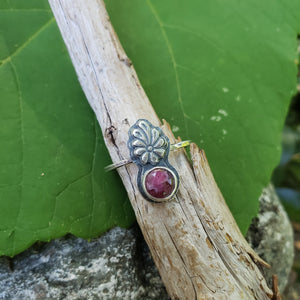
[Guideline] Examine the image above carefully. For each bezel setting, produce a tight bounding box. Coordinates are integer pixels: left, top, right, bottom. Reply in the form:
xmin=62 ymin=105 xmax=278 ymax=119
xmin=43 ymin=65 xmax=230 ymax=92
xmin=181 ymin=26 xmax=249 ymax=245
xmin=141 ymin=166 xmax=178 ymax=202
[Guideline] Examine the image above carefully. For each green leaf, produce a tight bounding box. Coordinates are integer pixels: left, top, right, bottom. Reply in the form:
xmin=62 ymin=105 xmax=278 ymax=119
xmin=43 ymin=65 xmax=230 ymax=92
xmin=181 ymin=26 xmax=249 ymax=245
xmin=1 ymin=0 xmax=300 ymax=256
xmin=104 ymin=0 xmax=300 ymax=233
xmin=0 ymin=1 xmax=134 ymax=256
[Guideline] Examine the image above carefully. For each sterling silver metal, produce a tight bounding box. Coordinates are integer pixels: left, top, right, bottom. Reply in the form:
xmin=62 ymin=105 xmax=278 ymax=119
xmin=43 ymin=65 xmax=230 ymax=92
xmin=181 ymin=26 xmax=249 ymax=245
xmin=128 ymin=119 xmax=179 ymax=202
xmin=105 ymin=119 xmax=190 ymax=202
xmin=105 ymin=140 xmax=191 ymax=171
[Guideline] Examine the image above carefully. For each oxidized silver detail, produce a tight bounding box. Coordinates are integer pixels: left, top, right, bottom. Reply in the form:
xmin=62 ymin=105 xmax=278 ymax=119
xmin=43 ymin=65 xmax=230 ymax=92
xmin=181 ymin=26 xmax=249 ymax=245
xmin=128 ymin=119 xmax=168 ymax=166
xmin=128 ymin=119 xmax=179 ymax=202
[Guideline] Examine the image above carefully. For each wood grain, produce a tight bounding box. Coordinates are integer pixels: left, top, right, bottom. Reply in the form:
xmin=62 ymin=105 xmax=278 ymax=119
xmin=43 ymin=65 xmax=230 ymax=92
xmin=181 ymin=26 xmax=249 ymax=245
xmin=49 ymin=0 xmax=274 ymax=298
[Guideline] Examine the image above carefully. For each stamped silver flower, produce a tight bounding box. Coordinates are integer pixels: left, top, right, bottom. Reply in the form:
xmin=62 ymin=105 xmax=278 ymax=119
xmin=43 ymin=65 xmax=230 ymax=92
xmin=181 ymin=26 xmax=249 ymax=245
xmin=129 ymin=120 xmax=168 ymax=165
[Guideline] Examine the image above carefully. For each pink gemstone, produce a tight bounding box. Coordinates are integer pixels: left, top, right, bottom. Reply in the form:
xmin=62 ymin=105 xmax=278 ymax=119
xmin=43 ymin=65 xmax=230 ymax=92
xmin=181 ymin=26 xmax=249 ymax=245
xmin=145 ymin=168 xmax=175 ymax=199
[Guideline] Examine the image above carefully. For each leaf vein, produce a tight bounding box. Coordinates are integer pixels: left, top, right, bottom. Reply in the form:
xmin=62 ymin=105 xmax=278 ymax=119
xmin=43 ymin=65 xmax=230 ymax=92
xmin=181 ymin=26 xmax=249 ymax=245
xmin=146 ymin=0 xmax=188 ymax=134
xmin=9 ymin=59 xmax=24 ymax=254
xmin=88 ymin=116 xmax=98 ymax=236
xmin=1 ymin=17 xmax=55 ymax=65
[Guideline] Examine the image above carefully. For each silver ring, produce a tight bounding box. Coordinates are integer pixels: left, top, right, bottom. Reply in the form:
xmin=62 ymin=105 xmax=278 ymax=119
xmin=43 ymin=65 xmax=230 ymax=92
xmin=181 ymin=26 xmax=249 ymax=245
xmin=104 ymin=140 xmax=190 ymax=172
xmin=105 ymin=119 xmax=191 ymax=202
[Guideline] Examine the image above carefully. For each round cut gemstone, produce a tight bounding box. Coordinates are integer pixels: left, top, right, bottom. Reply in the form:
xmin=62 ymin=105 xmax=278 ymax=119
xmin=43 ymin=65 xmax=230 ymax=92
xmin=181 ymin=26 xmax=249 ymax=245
xmin=145 ymin=168 xmax=175 ymax=199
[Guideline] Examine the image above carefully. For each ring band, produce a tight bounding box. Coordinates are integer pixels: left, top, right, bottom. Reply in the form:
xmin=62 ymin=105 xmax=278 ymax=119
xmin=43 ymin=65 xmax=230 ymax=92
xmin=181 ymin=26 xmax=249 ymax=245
xmin=105 ymin=119 xmax=190 ymax=202
xmin=104 ymin=140 xmax=191 ymax=172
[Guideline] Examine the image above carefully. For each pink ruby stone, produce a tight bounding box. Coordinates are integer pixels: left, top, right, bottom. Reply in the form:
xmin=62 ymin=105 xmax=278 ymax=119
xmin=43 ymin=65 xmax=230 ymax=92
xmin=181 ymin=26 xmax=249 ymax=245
xmin=145 ymin=168 xmax=175 ymax=199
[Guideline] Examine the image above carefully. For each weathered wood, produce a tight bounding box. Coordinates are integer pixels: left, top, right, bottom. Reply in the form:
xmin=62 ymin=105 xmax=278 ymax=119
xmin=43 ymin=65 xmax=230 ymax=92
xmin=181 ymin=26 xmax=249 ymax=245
xmin=49 ymin=0 xmax=274 ymax=299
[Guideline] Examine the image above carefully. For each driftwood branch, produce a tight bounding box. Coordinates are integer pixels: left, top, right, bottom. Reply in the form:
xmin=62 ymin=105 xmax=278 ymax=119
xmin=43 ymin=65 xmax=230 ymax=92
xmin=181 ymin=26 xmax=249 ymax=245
xmin=49 ymin=0 xmax=274 ymax=299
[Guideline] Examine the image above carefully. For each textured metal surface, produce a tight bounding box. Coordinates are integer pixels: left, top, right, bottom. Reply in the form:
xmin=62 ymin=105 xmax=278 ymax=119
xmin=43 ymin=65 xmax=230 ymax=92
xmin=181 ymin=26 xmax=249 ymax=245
xmin=128 ymin=119 xmax=179 ymax=202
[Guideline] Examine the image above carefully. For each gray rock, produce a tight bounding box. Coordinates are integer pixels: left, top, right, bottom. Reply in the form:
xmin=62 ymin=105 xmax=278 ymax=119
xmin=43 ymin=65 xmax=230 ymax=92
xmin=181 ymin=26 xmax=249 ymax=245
xmin=246 ymin=184 xmax=294 ymax=293
xmin=0 ymin=227 xmax=169 ymax=300
xmin=0 ymin=184 xmax=293 ymax=299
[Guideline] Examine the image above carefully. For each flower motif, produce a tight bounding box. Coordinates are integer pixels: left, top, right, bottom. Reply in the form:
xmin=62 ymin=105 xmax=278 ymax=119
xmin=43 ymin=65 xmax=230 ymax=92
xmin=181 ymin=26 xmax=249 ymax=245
xmin=129 ymin=120 xmax=168 ymax=165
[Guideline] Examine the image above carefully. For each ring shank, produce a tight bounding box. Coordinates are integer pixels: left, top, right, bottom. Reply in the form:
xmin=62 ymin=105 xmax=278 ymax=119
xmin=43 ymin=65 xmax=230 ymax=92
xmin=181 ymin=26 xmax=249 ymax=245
xmin=105 ymin=140 xmax=191 ymax=172
xmin=104 ymin=159 xmax=132 ymax=172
